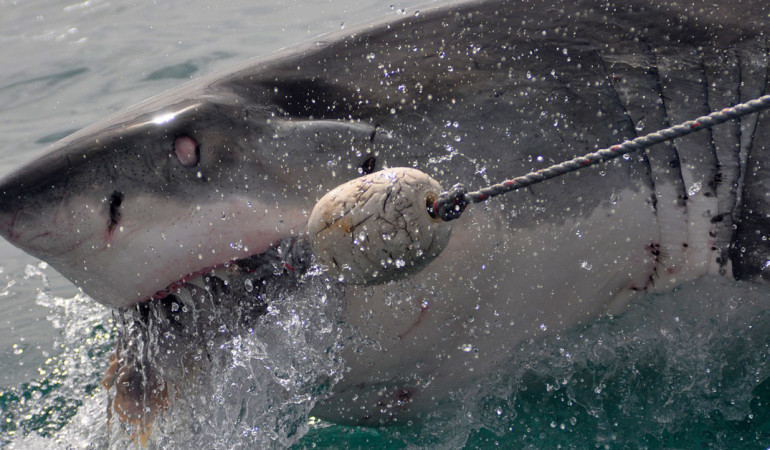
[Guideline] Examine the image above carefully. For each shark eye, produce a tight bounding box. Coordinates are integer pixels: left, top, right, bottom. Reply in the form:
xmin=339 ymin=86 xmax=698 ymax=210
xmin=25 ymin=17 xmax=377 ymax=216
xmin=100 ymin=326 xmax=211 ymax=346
xmin=173 ymin=135 xmax=199 ymax=167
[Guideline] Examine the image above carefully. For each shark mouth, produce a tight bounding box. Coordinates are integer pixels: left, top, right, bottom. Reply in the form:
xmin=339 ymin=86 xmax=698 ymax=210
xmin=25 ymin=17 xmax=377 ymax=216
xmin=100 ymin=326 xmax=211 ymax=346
xmin=144 ymin=237 xmax=315 ymax=306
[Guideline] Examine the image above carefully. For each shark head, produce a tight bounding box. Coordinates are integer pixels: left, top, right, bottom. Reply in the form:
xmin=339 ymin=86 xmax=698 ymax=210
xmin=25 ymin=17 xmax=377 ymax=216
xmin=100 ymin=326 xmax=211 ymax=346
xmin=0 ymin=78 xmax=380 ymax=307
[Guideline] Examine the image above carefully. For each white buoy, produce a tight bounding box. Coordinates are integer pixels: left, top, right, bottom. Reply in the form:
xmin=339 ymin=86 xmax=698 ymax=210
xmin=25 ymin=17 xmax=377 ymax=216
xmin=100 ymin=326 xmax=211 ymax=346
xmin=307 ymin=167 xmax=453 ymax=284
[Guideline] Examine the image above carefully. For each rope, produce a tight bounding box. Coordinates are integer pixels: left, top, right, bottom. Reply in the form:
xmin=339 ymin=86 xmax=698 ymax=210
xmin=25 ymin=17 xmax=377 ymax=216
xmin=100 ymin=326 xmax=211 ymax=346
xmin=431 ymin=94 xmax=770 ymax=222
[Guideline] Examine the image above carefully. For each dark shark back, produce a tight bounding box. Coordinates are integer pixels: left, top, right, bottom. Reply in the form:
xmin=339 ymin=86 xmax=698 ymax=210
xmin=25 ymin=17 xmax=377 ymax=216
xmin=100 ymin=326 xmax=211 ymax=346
xmin=208 ymin=0 xmax=770 ymax=282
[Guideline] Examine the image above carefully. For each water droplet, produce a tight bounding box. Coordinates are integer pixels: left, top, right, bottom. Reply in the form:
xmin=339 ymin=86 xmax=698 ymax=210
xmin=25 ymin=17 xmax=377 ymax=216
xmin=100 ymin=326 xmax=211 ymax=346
xmin=688 ymin=181 xmax=702 ymax=196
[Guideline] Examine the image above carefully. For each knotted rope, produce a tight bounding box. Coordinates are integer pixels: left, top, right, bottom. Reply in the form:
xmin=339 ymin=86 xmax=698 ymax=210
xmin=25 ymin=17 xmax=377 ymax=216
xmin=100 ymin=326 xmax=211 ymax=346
xmin=431 ymin=94 xmax=770 ymax=221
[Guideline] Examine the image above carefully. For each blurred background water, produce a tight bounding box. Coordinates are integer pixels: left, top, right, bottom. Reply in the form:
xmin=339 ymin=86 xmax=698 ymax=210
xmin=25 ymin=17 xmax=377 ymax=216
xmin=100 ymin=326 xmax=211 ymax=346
xmin=1 ymin=0 xmax=770 ymax=449
xmin=0 ymin=0 xmax=430 ymax=386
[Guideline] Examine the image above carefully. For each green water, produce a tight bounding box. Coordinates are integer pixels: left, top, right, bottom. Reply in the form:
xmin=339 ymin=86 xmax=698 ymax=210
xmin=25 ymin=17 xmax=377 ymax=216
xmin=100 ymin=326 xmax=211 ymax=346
xmin=4 ymin=334 xmax=770 ymax=448
xmin=2 ymin=277 xmax=769 ymax=448
xmin=299 ymin=379 xmax=770 ymax=449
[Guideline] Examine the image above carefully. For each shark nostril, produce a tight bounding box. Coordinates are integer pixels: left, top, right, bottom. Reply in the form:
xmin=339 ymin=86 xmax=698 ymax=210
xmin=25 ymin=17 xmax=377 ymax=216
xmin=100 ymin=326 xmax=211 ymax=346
xmin=108 ymin=191 xmax=124 ymax=233
xmin=173 ymin=135 xmax=200 ymax=167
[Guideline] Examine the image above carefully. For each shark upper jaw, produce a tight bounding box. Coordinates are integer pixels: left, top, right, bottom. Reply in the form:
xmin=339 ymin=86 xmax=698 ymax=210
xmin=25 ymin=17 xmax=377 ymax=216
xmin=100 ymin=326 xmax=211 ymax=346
xmin=114 ymin=204 xmax=305 ymax=308
xmin=143 ymin=258 xmax=248 ymax=303
xmin=147 ymin=234 xmax=309 ymax=304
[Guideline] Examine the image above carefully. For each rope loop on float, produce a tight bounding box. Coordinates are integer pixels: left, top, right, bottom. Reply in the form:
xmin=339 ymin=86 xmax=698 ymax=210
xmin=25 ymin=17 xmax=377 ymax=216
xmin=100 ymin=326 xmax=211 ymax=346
xmin=430 ymin=94 xmax=770 ymax=222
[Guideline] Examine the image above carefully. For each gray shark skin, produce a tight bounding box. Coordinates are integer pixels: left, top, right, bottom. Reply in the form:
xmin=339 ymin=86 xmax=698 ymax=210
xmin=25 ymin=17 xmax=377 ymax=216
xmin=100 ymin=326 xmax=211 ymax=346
xmin=0 ymin=0 xmax=769 ymax=425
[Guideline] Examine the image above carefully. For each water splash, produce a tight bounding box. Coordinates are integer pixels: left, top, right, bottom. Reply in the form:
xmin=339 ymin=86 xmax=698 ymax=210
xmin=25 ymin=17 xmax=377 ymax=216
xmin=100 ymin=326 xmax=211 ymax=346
xmin=4 ymin=251 xmax=351 ymax=449
xmin=2 ymin=264 xmax=112 ymax=448
xmin=3 ymin=267 xmax=770 ymax=448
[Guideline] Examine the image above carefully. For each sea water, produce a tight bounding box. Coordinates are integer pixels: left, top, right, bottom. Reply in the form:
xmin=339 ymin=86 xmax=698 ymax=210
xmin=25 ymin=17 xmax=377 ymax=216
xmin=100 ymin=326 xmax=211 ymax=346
xmin=1 ymin=0 xmax=769 ymax=448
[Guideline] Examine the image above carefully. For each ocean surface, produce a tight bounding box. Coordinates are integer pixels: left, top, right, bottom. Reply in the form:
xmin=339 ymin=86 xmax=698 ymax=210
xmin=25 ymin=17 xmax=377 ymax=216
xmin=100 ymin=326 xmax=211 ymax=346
xmin=0 ymin=0 xmax=769 ymax=448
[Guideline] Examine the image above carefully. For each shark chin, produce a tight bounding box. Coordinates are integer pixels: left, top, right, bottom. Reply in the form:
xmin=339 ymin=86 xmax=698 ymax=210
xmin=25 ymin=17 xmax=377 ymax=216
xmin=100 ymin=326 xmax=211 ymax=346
xmin=0 ymin=0 xmax=769 ymax=438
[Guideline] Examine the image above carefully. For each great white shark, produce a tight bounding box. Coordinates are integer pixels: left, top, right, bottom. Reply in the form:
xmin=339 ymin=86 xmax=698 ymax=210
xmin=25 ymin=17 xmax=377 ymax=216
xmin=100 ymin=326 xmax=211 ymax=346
xmin=0 ymin=0 xmax=769 ymax=431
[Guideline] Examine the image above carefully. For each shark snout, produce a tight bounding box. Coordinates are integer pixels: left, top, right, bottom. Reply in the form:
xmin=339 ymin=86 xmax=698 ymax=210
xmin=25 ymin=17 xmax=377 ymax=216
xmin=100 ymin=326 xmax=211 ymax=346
xmin=0 ymin=190 xmax=93 ymax=260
